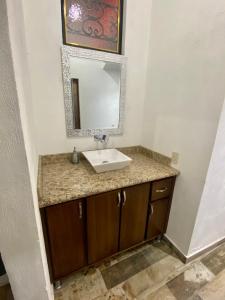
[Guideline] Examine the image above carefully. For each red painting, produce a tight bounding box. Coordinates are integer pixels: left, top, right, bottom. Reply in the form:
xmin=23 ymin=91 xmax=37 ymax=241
xmin=62 ymin=0 xmax=123 ymax=54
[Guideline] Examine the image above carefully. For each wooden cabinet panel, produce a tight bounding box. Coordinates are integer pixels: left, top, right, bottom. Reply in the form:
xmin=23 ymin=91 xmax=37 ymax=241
xmin=151 ymin=178 xmax=173 ymax=202
xmin=146 ymin=198 xmax=170 ymax=240
xmin=87 ymin=190 xmax=121 ymax=264
xmin=119 ymin=183 xmax=150 ymax=251
xmin=45 ymin=200 xmax=87 ymax=280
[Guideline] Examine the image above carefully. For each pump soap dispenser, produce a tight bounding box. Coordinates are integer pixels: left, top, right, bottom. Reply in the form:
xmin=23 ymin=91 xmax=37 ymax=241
xmin=71 ymin=147 xmax=79 ymax=164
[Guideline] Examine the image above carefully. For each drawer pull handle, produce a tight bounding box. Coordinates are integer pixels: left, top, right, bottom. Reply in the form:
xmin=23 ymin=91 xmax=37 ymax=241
xmin=150 ymin=204 xmax=154 ymax=217
xmin=123 ymin=190 xmax=127 ymax=206
xmin=79 ymin=202 xmax=83 ymax=219
xmin=117 ymin=192 xmax=121 ymax=207
xmin=156 ymin=187 xmax=168 ymax=193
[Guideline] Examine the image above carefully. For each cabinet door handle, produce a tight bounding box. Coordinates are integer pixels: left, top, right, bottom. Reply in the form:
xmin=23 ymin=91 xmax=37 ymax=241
xmin=123 ymin=190 xmax=127 ymax=206
xmin=149 ymin=204 xmax=154 ymax=217
xmin=156 ymin=187 xmax=168 ymax=193
xmin=79 ymin=202 xmax=83 ymax=219
xmin=117 ymin=192 xmax=121 ymax=207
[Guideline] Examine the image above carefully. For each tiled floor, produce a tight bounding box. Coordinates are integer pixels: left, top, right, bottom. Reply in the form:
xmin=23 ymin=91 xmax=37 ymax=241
xmin=55 ymin=240 xmax=225 ymax=300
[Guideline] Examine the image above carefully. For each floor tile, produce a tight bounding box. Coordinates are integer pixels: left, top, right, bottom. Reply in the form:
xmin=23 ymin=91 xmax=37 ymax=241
xmin=194 ymin=268 xmax=225 ymax=300
xmin=201 ymin=243 xmax=225 ymax=275
xmin=55 ymin=288 xmax=70 ymax=300
xmin=101 ymin=242 xmax=171 ymax=289
xmin=122 ymin=254 xmax=183 ymax=298
xmin=141 ymin=285 xmax=177 ymax=300
xmin=101 ymin=251 xmax=149 ymax=289
xmin=151 ymin=240 xmax=179 ymax=258
xmin=167 ymin=262 xmax=214 ymax=300
xmin=56 ymin=268 xmax=107 ymax=300
xmin=98 ymin=245 xmax=152 ymax=273
xmin=141 ymin=242 xmax=169 ymax=265
xmin=94 ymin=286 xmax=132 ymax=300
xmin=189 ymin=295 xmax=203 ymax=300
xmin=146 ymin=253 xmax=184 ymax=285
xmin=117 ymin=243 xmax=152 ymax=263
xmin=110 ymin=286 xmax=133 ymax=300
xmin=97 ymin=257 xmax=119 ymax=273
xmin=122 ymin=269 xmax=151 ymax=298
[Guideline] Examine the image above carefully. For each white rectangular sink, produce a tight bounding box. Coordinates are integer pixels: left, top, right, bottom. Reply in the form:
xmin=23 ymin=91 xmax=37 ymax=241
xmin=82 ymin=149 xmax=132 ymax=173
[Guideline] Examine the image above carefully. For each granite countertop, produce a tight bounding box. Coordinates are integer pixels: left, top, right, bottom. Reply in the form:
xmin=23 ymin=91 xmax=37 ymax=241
xmin=38 ymin=146 xmax=179 ymax=208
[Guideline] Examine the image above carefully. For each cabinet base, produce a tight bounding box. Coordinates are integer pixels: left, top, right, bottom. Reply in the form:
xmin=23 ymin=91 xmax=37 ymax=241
xmin=156 ymin=235 xmax=162 ymax=242
xmin=54 ymin=280 xmax=62 ymax=290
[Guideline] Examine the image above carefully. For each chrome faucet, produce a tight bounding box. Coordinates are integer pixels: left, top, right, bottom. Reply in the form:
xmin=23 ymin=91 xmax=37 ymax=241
xmin=94 ymin=134 xmax=109 ymax=147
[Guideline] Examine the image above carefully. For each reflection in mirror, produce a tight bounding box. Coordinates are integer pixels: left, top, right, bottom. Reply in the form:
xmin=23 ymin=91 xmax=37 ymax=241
xmin=61 ymin=46 xmax=127 ymax=137
xmin=71 ymin=78 xmax=81 ymax=129
xmin=69 ymin=57 xmax=121 ymax=130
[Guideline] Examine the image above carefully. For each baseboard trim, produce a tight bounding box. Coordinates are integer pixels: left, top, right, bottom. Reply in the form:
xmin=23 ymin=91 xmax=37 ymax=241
xmin=164 ymin=235 xmax=225 ymax=264
xmin=0 ymin=274 xmax=9 ymax=287
xmin=163 ymin=236 xmax=188 ymax=263
xmin=186 ymin=236 xmax=225 ymax=263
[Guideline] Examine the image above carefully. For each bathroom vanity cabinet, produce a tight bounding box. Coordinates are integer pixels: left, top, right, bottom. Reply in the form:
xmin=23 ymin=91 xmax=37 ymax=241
xmin=41 ymin=177 xmax=176 ymax=282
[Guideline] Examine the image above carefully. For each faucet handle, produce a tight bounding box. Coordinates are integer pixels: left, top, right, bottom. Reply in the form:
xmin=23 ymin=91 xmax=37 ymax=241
xmin=94 ymin=134 xmax=101 ymax=142
xmin=94 ymin=134 xmax=109 ymax=144
xmin=102 ymin=134 xmax=109 ymax=143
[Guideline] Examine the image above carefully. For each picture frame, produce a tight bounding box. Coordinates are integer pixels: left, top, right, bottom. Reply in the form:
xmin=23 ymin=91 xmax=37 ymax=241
xmin=61 ymin=0 xmax=123 ymax=54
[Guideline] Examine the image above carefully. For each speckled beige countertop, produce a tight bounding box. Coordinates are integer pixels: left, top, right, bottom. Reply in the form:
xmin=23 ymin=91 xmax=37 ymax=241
xmin=38 ymin=146 xmax=179 ymax=208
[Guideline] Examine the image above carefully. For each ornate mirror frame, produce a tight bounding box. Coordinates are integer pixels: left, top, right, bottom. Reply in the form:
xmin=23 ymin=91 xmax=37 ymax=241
xmin=61 ymin=45 xmax=127 ymax=137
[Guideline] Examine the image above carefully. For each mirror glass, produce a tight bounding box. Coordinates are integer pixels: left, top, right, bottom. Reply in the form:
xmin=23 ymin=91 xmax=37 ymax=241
xmin=69 ymin=57 xmax=121 ymax=130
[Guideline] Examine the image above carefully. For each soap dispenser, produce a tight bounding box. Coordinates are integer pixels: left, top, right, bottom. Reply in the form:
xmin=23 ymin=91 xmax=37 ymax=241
xmin=71 ymin=147 xmax=79 ymax=164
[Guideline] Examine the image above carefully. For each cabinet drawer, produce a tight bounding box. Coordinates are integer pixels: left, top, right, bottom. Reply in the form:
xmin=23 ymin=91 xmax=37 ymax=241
xmin=151 ymin=178 xmax=173 ymax=201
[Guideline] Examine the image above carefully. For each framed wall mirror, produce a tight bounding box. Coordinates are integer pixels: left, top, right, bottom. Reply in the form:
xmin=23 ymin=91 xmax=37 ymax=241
xmin=61 ymin=46 xmax=127 ymax=137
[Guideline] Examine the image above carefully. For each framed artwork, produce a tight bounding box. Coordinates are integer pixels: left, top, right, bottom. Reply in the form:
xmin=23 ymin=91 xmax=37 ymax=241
xmin=61 ymin=0 xmax=123 ymax=54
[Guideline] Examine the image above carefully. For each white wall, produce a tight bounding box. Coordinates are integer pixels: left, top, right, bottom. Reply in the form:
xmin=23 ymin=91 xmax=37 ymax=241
xmin=0 ymin=0 xmax=52 ymax=299
xmin=142 ymin=0 xmax=225 ymax=255
xmin=22 ymin=0 xmax=152 ymax=154
xmin=188 ymin=98 xmax=225 ymax=256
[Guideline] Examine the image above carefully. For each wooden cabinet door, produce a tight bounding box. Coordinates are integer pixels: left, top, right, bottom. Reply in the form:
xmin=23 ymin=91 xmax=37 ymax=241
xmin=87 ymin=190 xmax=121 ymax=264
xmin=146 ymin=198 xmax=170 ymax=240
xmin=45 ymin=200 xmax=87 ymax=280
xmin=119 ymin=183 xmax=150 ymax=251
